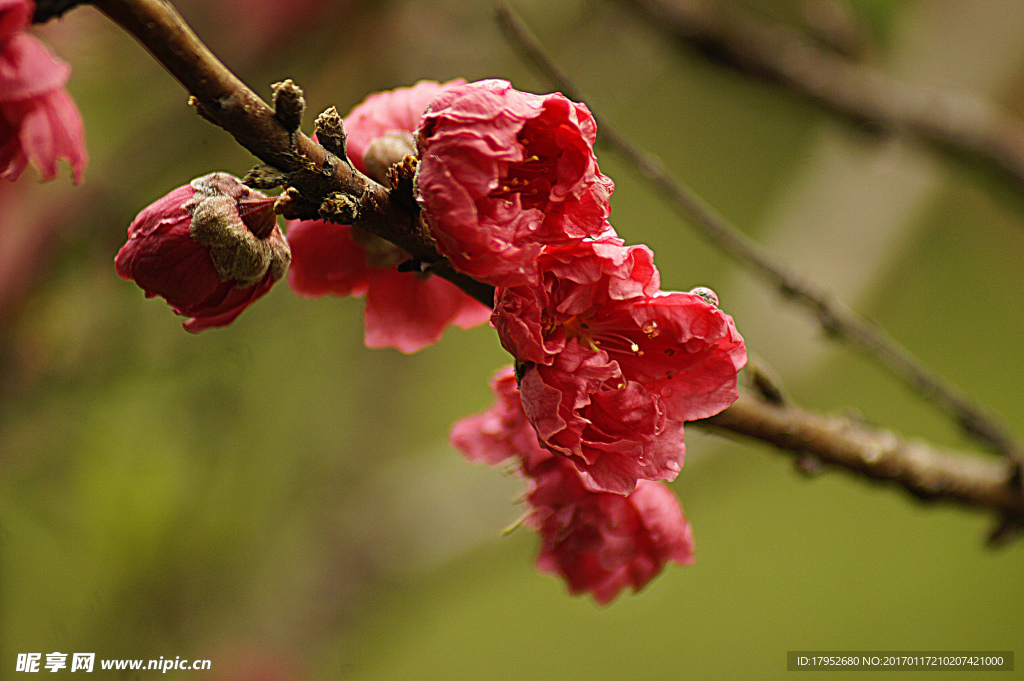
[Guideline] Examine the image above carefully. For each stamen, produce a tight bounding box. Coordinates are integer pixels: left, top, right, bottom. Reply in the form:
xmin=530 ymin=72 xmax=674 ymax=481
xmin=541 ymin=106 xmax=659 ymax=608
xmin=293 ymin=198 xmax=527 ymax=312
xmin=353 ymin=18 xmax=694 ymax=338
xmin=643 ymin=322 xmax=660 ymax=338
xmin=563 ymin=314 xmax=648 ymax=358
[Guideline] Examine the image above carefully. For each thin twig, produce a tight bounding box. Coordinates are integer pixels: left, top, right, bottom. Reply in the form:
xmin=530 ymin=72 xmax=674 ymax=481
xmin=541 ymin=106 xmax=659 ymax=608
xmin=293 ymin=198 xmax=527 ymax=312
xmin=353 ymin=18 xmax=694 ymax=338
xmin=88 ymin=0 xmax=494 ymax=308
xmin=697 ymin=392 xmax=1024 ymax=535
xmin=495 ymin=3 xmax=1024 ymax=478
xmin=616 ymin=0 xmax=1024 ymax=193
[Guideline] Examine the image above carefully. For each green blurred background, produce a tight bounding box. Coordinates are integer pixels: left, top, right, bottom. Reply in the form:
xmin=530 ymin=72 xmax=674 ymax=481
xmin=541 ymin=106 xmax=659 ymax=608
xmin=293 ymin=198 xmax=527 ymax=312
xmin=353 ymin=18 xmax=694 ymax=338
xmin=2 ymin=0 xmax=1023 ymax=678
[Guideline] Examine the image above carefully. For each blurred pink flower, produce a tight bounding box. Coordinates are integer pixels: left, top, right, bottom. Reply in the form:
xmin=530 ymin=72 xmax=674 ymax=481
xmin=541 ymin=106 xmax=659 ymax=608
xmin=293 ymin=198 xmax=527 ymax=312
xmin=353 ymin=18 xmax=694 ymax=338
xmin=287 ymin=80 xmax=490 ymax=353
xmin=115 ymin=172 xmax=290 ymax=332
xmin=215 ymin=0 xmax=346 ymax=60
xmin=415 ymin=79 xmax=613 ymax=287
xmin=211 ymin=642 xmax=302 ymax=681
xmin=0 ymin=0 xmax=86 ymax=182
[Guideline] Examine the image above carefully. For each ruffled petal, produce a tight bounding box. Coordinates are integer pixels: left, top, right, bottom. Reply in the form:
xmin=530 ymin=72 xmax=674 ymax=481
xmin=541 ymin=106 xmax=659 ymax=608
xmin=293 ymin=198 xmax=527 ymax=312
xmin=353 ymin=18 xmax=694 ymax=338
xmin=416 ymin=79 xmax=613 ymax=288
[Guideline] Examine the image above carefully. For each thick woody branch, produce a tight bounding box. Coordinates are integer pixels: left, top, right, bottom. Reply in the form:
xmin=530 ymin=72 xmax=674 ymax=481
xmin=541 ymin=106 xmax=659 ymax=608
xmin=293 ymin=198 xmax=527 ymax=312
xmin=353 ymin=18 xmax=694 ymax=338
xmin=88 ymin=0 xmax=493 ymax=308
xmin=496 ymin=4 xmax=1024 ymax=475
xmin=617 ymin=0 xmax=1024 ymax=193
xmin=698 ymin=392 xmax=1024 ymax=533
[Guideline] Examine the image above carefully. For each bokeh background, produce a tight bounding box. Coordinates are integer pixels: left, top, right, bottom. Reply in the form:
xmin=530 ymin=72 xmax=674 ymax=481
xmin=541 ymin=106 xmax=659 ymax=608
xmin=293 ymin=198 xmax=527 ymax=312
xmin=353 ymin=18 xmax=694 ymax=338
xmin=3 ymin=0 xmax=1023 ymax=678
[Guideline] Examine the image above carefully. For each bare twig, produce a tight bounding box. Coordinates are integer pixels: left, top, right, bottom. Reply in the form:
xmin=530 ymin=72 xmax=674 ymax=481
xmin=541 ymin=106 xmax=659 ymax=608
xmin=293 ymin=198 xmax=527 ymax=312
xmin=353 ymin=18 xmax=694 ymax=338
xmin=616 ymin=0 xmax=1024 ymax=193
xmin=495 ymin=3 xmax=1024 ymax=477
xmin=698 ymin=392 xmax=1024 ymax=537
xmin=88 ymin=0 xmax=494 ymax=308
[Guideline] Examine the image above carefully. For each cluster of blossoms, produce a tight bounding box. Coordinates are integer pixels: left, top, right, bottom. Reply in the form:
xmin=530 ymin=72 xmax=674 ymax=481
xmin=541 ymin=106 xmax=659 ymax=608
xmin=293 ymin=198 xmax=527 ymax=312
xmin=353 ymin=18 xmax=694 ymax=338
xmin=452 ymin=367 xmax=696 ymax=604
xmin=115 ymin=78 xmax=746 ymax=602
xmin=0 ymin=0 xmax=86 ymax=182
xmin=421 ymin=80 xmax=745 ymax=600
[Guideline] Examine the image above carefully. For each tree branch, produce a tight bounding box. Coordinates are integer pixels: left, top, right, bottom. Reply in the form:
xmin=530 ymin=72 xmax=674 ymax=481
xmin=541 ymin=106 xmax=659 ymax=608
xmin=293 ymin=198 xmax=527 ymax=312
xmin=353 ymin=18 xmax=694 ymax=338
xmin=82 ymin=0 xmax=1024 ymax=537
xmin=495 ymin=3 xmax=1024 ymax=478
xmin=88 ymin=0 xmax=494 ymax=308
xmin=615 ymin=0 xmax=1024 ymax=194
xmin=697 ymin=391 xmax=1024 ymax=539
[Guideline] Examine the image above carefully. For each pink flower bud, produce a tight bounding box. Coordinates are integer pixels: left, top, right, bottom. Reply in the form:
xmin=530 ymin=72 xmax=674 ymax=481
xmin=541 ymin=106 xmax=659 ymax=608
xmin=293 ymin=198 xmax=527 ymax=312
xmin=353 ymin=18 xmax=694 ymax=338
xmin=362 ymin=131 xmax=415 ymax=186
xmin=115 ymin=172 xmax=290 ymax=332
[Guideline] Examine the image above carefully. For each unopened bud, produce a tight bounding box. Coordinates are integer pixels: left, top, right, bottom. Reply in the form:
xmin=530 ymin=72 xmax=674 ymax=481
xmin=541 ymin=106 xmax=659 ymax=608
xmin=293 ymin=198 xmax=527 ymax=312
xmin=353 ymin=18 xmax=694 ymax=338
xmin=272 ymin=79 xmax=305 ymax=134
xmin=313 ymin=107 xmax=348 ymax=161
xmin=115 ymin=172 xmax=291 ymax=332
xmin=186 ymin=172 xmax=291 ymax=286
xmin=362 ymin=131 xmax=416 ymax=187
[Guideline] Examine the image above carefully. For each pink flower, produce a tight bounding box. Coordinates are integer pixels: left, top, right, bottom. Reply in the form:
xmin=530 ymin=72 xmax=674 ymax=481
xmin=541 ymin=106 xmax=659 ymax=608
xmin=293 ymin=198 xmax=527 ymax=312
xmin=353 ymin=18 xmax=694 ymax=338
xmin=115 ymin=172 xmax=290 ymax=332
xmin=415 ymin=79 xmax=614 ymax=287
xmin=286 ymin=219 xmax=490 ymax=353
xmin=285 ymin=220 xmax=372 ymax=299
xmin=450 ymin=365 xmax=695 ymax=604
xmin=494 ymin=239 xmax=747 ymax=494
xmin=516 ymin=287 xmax=748 ymax=424
xmin=492 ymin=236 xmax=659 ymax=365
xmin=528 ymin=458 xmax=694 ymax=605
xmin=519 ymin=340 xmax=689 ymax=494
xmin=288 ymin=80 xmax=490 ymax=353
xmin=0 ymin=0 xmax=86 ymax=182
xmin=626 ymin=291 xmax=748 ymax=421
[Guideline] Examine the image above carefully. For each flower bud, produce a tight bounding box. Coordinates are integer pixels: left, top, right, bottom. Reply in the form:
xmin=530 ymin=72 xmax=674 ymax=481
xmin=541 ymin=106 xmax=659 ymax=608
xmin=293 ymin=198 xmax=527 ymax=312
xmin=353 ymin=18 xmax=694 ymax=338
xmin=115 ymin=172 xmax=291 ymax=332
xmin=362 ymin=131 xmax=415 ymax=187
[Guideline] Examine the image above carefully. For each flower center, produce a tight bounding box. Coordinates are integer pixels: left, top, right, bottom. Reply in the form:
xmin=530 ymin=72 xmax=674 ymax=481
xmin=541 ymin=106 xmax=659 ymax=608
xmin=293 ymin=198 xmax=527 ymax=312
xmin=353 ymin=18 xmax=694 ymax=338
xmin=489 ymin=119 xmax=565 ymax=209
xmin=563 ymin=313 xmax=654 ymax=359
